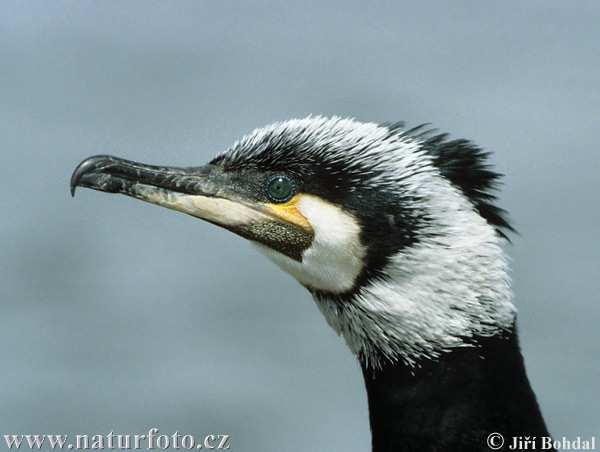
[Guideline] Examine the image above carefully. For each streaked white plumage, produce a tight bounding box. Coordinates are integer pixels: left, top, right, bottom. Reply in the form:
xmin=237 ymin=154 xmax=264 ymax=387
xmin=316 ymin=177 xmax=515 ymax=368
xmin=235 ymin=116 xmax=515 ymax=368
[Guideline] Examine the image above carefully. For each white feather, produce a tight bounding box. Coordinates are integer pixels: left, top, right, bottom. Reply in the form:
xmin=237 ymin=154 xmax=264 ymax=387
xmin=231 ymin=117 xmax=516 ymax=368
xmin=316 ymin=177 xmax=515 ymax=368
xmin=255 ymin=194 xmax=366 ymax=293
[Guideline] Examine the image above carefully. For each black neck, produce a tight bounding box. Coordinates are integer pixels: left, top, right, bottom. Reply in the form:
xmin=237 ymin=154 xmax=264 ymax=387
xmin=361 ymin=327 xmax=552 ymax=452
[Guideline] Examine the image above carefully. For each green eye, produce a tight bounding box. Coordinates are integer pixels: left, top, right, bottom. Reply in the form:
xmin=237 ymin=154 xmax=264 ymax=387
xmin=266 ymin=175 xmax=296 ymax=202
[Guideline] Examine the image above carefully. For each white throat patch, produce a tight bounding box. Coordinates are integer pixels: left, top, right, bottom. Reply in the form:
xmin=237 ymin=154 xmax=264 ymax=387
xmin=255 ymin=194 xmax=366 ymax=293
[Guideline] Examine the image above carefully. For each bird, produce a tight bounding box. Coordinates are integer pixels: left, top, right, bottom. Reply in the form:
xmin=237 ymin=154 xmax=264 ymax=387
xmin=71 ymin=116 xmax=553 ymax=452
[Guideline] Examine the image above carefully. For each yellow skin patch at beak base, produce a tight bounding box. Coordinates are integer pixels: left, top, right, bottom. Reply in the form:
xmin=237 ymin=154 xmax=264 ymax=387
xmin=264 ymin=194 xmax=312 ymax=232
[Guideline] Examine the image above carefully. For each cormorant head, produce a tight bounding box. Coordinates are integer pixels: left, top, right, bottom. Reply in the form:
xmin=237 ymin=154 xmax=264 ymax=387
xmin=71 ymin=116 xmax=516 ymax=367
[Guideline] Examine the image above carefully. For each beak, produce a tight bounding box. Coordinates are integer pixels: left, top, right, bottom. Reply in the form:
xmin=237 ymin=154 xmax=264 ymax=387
xmin=70 ymin=155 xmax=218 ymax=197
xmin=70 ymin=155 xmax=312 ymax=260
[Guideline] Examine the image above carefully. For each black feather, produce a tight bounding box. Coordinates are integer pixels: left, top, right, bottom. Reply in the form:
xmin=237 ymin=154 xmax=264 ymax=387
xmin=403 ymin=127 xmax=515 ymax=240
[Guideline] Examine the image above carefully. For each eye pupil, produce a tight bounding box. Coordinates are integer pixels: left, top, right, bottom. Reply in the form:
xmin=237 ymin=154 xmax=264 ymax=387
xmin=267 ymin=175 xmax=295 ymax=202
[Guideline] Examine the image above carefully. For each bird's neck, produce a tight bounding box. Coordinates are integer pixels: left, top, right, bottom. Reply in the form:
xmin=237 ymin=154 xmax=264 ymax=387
xmin=360 ymin=326 xmax=552 ymax=452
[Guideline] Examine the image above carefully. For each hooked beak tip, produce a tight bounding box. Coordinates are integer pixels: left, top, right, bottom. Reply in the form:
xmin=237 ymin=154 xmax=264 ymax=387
xmin=69 ymin=155 xmax=115 ymax=198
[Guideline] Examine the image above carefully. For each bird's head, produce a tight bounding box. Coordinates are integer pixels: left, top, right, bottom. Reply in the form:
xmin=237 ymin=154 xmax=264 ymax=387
xmin=71 ymin=116 xmax=516 ymax=367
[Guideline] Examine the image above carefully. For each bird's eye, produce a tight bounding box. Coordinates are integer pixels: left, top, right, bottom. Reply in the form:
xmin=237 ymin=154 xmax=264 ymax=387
xmin=266 ymin=175 xmax=296 ymax=203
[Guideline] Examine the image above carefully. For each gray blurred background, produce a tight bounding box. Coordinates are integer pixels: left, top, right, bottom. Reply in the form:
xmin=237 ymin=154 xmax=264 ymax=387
xmin=1 ymin=1 xmax=599 ymax=450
